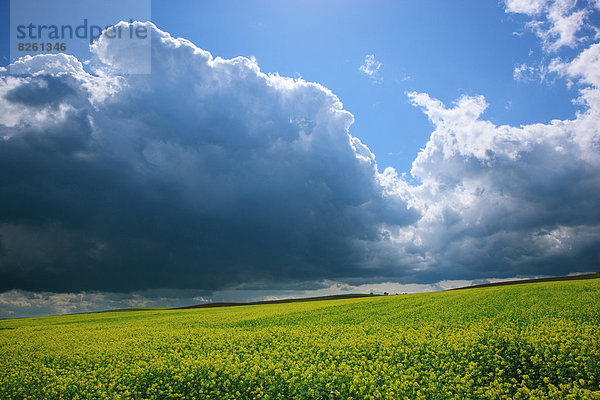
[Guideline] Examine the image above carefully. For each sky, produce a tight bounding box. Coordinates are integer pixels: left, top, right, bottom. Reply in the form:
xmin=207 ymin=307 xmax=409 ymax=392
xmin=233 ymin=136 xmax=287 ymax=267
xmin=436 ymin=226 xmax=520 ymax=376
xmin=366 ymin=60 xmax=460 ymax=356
xmin=148 ymin=0 xmax=584 ymax=173
xmin=0 ymin=0 xmax=599 ymax=318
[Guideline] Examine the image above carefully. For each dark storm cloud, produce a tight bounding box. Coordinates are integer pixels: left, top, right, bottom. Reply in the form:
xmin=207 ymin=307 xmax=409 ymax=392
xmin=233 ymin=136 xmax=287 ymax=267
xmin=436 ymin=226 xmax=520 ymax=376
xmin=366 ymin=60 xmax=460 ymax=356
xmin=0 ymin=23 xmax=419 ymax=293
xmin=5 ymin=74 xmax=76 ymax=107
xmin=0 ymin=21 xmax=598 ymax=299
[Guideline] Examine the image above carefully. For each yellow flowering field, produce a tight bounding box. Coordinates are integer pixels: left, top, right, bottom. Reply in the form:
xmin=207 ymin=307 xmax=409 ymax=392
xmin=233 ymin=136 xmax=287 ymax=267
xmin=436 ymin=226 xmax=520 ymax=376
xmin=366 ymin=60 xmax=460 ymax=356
xmin=1 ymin=279 xmax=599 ymax=399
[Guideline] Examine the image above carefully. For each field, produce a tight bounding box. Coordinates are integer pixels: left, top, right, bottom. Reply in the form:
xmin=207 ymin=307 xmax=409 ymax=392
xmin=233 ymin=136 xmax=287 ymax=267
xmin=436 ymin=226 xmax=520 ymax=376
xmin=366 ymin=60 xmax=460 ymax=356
xmin=1 ymin=279 xmax=599 ymax=399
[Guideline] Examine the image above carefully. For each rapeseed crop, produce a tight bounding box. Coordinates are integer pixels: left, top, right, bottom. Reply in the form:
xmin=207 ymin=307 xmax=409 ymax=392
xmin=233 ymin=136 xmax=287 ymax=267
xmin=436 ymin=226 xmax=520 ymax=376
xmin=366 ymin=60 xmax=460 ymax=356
xmin=1 ymin=279 xmax=599 ymax=399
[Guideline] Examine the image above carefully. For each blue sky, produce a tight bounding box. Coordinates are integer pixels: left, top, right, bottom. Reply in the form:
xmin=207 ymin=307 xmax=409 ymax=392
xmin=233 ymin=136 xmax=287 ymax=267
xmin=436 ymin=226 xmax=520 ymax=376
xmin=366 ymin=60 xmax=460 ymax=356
xmin=1 ymin=0 xmax=582 ymax=173
xmin=0 ymin=0 xmax=599 ymax=317
xmin=148 ymin=0 xmax=580 ymax=173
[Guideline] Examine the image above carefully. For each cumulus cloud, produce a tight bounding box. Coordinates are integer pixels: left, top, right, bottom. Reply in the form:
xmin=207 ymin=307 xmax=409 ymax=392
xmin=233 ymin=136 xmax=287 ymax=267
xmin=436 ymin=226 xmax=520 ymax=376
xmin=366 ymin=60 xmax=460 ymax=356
xmin=505 ymin=0 xmax=549 ymax=15
xmin=359 ymin=54 xmax=382 ymax=79
xmin=0 ymin=22 xmax=418 ymax=297
xmin=1 ymin=18 xmax=599 ymax=317
xmin=396 ymin=90 xmax=600 ymax=280
xmin=505 ymin=0 xmax=596 ymax=51
xmin=550 ymin=42 xmax=600 ymax=86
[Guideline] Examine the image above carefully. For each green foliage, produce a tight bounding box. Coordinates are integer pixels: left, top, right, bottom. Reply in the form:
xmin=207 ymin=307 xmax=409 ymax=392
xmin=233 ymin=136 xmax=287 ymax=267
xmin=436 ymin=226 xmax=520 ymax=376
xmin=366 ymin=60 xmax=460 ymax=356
xmin=1 ymin=279 xmax=600 ymax=399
